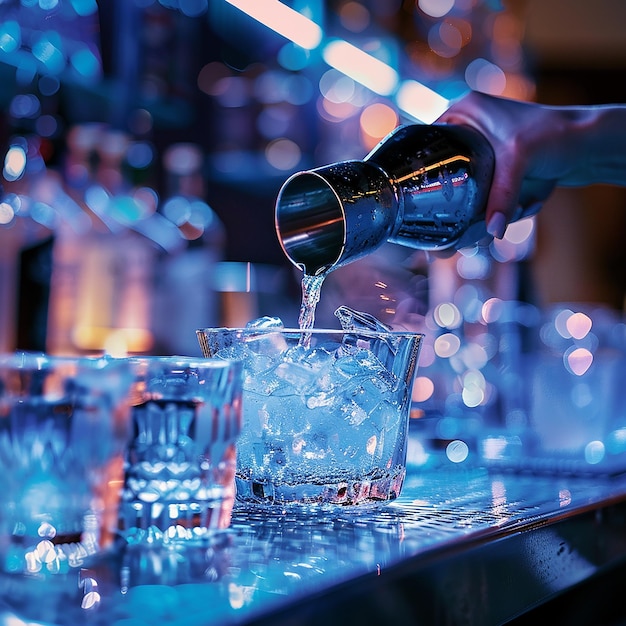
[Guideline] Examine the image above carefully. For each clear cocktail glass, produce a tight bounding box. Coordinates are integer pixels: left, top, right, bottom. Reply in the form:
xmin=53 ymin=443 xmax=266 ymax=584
xmin=118 ymin=356 xmax=243 ymax=544
xmin=0 ymin=352 xmax=135 ymax=575
xmin=197 ymin=323 xmax=422 ymax=506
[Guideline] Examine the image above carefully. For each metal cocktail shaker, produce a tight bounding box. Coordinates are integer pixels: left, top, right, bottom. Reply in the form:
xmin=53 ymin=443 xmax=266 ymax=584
xmin=275 ymin=124 xmax=534 ymax=276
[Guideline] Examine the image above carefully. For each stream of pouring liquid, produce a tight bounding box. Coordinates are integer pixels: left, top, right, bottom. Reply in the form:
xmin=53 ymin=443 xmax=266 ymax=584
xmin=298 ymin=273 xmax=326 ymax=331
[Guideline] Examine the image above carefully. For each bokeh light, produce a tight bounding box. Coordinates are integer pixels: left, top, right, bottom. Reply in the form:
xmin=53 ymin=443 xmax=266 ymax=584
xmin=31 ymin=200 xmax=57 ymax=229
xmin=70 ymin=46 xmax=101 ymax=80
xmin=395 ymin=80 xmax=449 ymax=123
xmin=0 ymin=200 xmax=15 ymax=225
xmin=38 ymin=74 xmax=60 ymax=96
xmin=566 ymin=312 xmax=593 ymax=340
xmin=35 ymin=114 xmax=59 ymax=138
xmin=490 ymin=216 xmax=535 ymax=262
xmin=277 ymin=42 xmax=311 ymax=71
xmin=434 ymin=332 xmax=461 ymax=358
xmin=71 ymin=0 xmax=98 ymax=16
xmin=9 ymin=94 xmax=40 ymax=119
xmin=584 ymin=440 xmax=605 ymax=465
xmin=265 ymin=138 xmax=301 ymax=170
xmin=460 ymin=342 xmax=489 ymax=370
xmin=554 ymin=308 xmax=574 ymax=339
xmin=359 ymin=102 xmax=398 ymax=148
xmin=417 ymin=342 xmax=435 ymax=368
xmin=257 ymin=106 xmax=292 ymax=139
xmin=32 ymin=32 xmax=65 ymax=75
xmin=322 ymin=39 xmax=398 ymax=96
xmin=178 ymin=0 xmax=208 ymax=18
xmin=412 ymin=376 xmax=435 ymax=403
xmin=197 ymin=62 xmax=232 ymax=96
xmin=126 ymin=141 xmax=155 ymax=171
xmin=3 ymin=145 xmax=27 ymax=181
xmin=0 ymin=20 xmax=21 ymax=54
xmin=564 ymin=347 xmax=593 ymax=376
xmin=446 ymin=439 xmax=469 ymax=463
xmin=481 ymin=297 xmax=504 ymax=324
xmin=433 ymin=302 xmax=462 ymax=329
xmin=338 ymin=1 xmax=370 ymax=32
xmin=456 ymin=250 xmax=491 ymax=280
xmin=428 ymin=22 xmax=463 ymax=58
xmin=465 ymin=58 xmax=506 ymax=94
xmin=213 ymin=76 xmax=250 ymax=108
xmin=418 ymin=0 xmax=455 ymax=19
xmin=461 ymin=369 xmax=486 ymax=407
xmin=319 ymin=69 xmax=356 ymax=104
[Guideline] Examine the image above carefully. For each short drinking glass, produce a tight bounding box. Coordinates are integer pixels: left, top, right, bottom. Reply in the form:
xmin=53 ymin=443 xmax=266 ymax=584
xmin=197 ymin=327 xmax=422 ymax=506
xmin=0 ymin=352 xmax=134 ymax=575
xmin=118 ymin=356 xmax=243 ymax=543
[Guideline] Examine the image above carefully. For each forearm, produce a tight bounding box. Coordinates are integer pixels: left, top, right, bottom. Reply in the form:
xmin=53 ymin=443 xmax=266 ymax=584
xmin=559 ymin=104 xmax=626 ymax=187
xmin=437 ymin=92 xmax=626 ymax=232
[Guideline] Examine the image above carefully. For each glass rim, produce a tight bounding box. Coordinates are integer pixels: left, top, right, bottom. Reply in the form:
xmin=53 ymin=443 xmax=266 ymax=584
xmin=196 ymin=327 xmax=424 ymax=340
xmin=0 ymin=351 xmax=123 ymax=370
xmin=0 ymin=352 xmax=240 ymax=370
xmin=125 ymin=355 xmax=241 ymax=369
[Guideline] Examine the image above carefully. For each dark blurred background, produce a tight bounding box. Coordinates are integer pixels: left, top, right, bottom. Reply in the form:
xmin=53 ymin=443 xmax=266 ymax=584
xmin=1 ymin=0 xmax=625 ymax=357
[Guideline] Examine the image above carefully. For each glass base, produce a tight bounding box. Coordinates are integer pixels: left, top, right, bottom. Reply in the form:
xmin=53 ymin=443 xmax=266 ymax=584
xmin=235 ymin=466 xmax=406 ymax=506
xmin=117 ymin=497 xmax=234 ymax=544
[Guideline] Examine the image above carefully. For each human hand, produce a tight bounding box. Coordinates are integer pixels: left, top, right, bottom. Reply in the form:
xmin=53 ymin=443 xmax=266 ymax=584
xmin=436 ymin=91 xmax=569 ymax=238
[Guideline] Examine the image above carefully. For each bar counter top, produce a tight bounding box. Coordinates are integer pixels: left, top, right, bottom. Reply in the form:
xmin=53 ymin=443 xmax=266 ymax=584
xmin=2 ymin=452 xmax=626 ymax=625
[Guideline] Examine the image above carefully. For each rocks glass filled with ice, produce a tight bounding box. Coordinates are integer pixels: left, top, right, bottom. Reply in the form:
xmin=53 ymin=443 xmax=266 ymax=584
xmin=197 ymin=308 xmax=422 ymax=506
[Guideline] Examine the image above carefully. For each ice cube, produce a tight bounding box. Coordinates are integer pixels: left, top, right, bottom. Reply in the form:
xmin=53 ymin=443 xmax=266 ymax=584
xmin=334 ymin=350 xmax=397 ymax=390
xmin=265 ymin=441 xmax=288 ymax=469
xmin=244 ymin=351 xmax=276 ymax=376
xmin=334 ymin=306 xmax=400 ymax=366
xmin=301 ymin=431 xmax=330 ymax=461
xmin=334 ymin=306 xmax=393 ymax=333
xmin=216 ymin=343 xmax=249 ymax=361
xmin=306 ymin=392 xmax=334 ymax=409
xmin=375 ymin=402 xmax=404 ymax=463
xmin=245 ymin=330 xmax=288 ymax=358
xmin=349 ymin=377 xmax=387 ymax=414
xmin=282 ymin=344 xmax=309 ymax=365
xmin=246 ymin=316 xmax=284 ymax=330
xmin=297 ymin=345 xmax=336 ymax=372
xmin=244 ymin=369 xmax=288 ymax=396
xmin=202 ymin=327 xmax=245 ymax=358
xmin=341 ymin=400 xmax=369 ymax=426
xmin=274 ymin=361 xmax=318 ymax=394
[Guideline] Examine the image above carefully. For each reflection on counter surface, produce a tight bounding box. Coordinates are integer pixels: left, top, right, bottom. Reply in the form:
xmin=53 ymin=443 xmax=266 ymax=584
xmin=3 ymin=463 xmax=626 ymax=625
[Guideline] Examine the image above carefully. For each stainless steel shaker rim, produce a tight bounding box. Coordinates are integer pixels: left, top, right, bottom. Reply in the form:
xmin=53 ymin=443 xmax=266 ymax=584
xmin=275 ymin=168 xmax=347 ymax=276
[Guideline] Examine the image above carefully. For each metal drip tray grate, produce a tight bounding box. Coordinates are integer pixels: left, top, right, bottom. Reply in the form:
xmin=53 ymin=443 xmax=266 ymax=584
xmin=229 ymin=467 xmax=607 ymax=565
xmin=229 ymin=468 xmax=626 ymax=625
xmin=4 ymin=468 xmax=625 ymax=626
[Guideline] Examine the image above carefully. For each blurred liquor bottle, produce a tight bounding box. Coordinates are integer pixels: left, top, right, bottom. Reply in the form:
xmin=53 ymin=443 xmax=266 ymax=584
xmin=152 ymin=142 xmax=225 ymax=356
xmin=47 ymin=125 xmax=177 ymax=356
xmin=46 ymin=123 xmax=104 ymax=355
xmin=0 ymin=133 xmax=58 ymax=353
